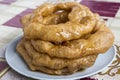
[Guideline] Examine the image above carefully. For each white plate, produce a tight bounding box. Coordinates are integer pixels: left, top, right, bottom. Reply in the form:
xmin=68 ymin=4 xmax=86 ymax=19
xmin=5 ymin=36 xmax=116 ymax=80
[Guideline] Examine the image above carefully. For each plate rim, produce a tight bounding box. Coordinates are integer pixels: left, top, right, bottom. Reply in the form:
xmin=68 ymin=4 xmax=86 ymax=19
xmin=5 ymin=36 xmax=116 ymax=80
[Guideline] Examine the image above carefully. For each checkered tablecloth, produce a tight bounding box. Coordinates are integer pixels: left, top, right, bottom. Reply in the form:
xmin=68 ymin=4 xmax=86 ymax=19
xmin=0 ymin=0 xmax=120 ymax=80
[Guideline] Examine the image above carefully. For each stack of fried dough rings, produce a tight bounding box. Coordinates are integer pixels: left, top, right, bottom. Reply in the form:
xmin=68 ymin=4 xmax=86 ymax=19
xmin=16 ymin=2 xmax=114 ymax=75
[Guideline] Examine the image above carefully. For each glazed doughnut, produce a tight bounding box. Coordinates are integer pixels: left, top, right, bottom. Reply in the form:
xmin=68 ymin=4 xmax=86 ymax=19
xmin=31 ymin=21 xmax=114 ymax=59
xmin=25 ymin=39 xmax=97 ymax=70
xmin=22 ymin=2 xmax=99 ymax=42
xmin=16 ymin=38 xmax=97 ymax=74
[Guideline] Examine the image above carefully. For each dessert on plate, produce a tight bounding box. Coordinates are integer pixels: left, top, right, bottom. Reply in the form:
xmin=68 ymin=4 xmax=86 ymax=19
xmin=16 ymin=2 xmax=114 ymax=75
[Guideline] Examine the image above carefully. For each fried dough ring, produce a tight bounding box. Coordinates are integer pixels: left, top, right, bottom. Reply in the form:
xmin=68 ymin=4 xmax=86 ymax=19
xmin=31 ymin=21 xmax=114 ymax=59
xmin=25 ymin=39 xmax=97 ymax=70
xmin=22 ymin=2 xmax=99 ymax=42
xmin=16 ymin=38 xmax=97 ymax=74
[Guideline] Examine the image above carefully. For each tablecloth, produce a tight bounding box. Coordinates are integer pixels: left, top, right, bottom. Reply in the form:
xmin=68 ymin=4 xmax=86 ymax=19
xmin=0 ymin=0 xmax=120 ymax=80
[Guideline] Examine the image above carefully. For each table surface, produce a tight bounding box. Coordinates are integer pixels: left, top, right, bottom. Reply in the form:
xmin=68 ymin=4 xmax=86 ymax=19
xmin=0 ymin=0 xmax=120 ymax=80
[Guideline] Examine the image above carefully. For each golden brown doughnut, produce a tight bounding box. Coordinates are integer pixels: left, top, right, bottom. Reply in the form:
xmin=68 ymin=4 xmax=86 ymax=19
xmin=25 ymin=39 xmax=97 ymax=70
xmin=22 ymin=2 xmax=99 ymax=42
xmin=31 ymin=21 xmax=114 ymax=59
xmin=16 ymin=38 xmax=97 ymax=75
